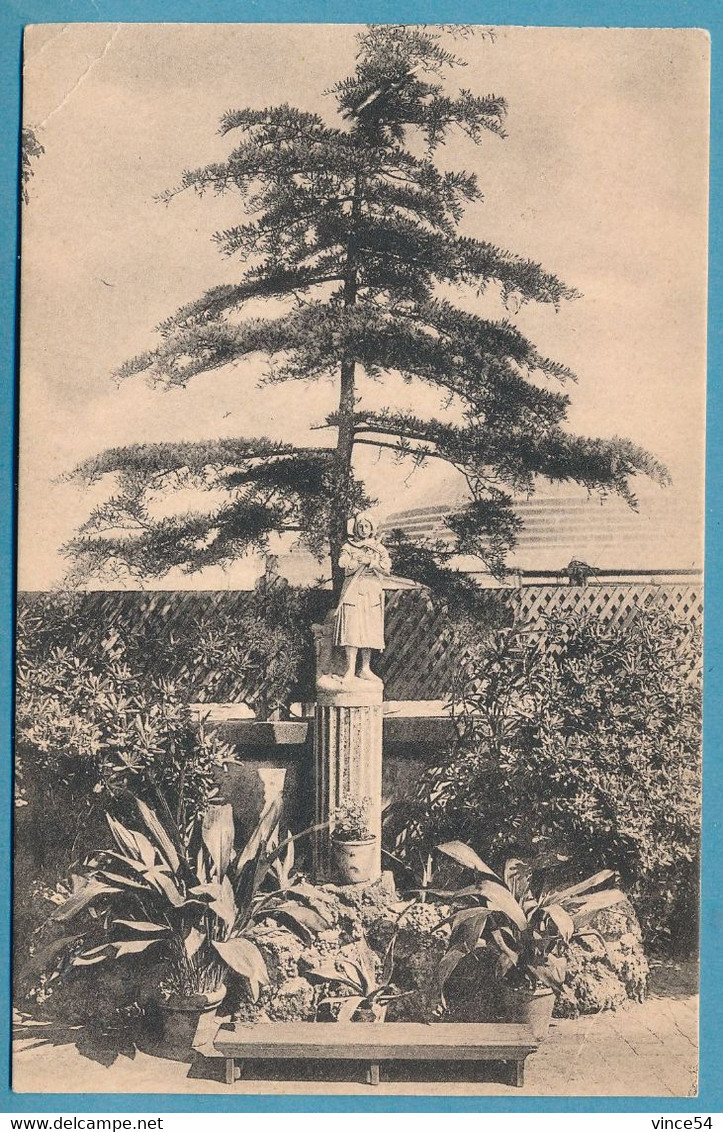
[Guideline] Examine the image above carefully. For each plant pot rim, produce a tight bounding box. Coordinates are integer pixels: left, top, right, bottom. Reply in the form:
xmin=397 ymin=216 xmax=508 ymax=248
xmin=504 ymin=983 xmax=555 ymax=1000
xmin=332 ymin=834 xmax=377 ymax=845
xmin=354 ymin=1006 xmax=388 ymax=1022
xmin=159 ymin=986 xmax=226 ymax=1013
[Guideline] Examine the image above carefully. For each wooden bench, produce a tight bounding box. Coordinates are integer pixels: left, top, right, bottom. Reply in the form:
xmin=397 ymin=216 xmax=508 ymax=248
xmin=211 ymin=1021 xmax=538 ymax=1088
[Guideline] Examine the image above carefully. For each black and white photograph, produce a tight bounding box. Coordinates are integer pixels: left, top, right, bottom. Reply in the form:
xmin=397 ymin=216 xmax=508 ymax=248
xmin=14 ymin=22 xmax=707 ymax=1096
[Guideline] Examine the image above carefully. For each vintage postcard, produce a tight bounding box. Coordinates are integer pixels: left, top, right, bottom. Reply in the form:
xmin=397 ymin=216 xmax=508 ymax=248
xmin=14 ymin=22 xmax=708 ymax=1096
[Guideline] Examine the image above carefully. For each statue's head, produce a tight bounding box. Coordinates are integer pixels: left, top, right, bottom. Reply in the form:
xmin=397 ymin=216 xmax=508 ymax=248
xmin=351 ymin=515 xmax=375 ymax=540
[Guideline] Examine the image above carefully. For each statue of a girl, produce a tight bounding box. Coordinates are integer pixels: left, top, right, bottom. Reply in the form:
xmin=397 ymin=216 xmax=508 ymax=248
xmin=333 ymin=515 xmax=393 ymax=685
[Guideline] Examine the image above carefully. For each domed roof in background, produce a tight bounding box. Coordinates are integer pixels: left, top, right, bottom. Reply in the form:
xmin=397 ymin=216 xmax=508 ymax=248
xmin=379 ymin=478 xmax=702 ymax=576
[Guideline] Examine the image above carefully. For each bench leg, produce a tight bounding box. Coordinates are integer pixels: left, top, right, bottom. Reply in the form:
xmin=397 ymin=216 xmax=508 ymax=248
xmin=226 ymin=1058 xmax=242 ymax=1085
xmin=511 ymin=1059 xmax=524 ymax=1088
xmin=367 ymin=1062 xmax=380 ymax=1086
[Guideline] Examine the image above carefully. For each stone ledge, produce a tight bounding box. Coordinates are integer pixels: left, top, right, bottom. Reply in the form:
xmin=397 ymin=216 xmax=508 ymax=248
xmin=192 ymin=701 xmax=455 ymax=747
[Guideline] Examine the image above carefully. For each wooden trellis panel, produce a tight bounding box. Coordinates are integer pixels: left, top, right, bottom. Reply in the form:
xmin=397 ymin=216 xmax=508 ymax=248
xmin=378 ymin=590 xmax=457 ymax=700
xmin=509 ymin=583 xmax=703 ymax=681
xmin=511 ymin=582 xmax=702 ymax=632
xmin=18 ymin=582 xmax=702 ymax=704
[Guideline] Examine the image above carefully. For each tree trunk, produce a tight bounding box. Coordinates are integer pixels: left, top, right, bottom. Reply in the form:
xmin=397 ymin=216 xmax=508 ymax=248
xmin=331 ymin=173 xmax=363 ymax=600
xmin=331 ymin=356 xmax=357 ymax=599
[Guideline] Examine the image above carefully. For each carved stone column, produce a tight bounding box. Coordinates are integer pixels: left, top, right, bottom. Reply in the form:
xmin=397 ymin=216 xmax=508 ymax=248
xmin=311 ymin=615 xmax=384 ymax=882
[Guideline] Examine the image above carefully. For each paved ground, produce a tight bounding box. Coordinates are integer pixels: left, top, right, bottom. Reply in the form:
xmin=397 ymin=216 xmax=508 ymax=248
xmin=12 ymin=965 xmax=698 ymax=1098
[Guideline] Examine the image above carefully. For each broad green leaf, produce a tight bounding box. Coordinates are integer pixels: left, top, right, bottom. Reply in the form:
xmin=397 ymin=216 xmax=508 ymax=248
xmin=149 ymin=870 xmax=185 ymax=908
xmin=202 ymin=804 xmax=235 ymax=880
xmin=491 ymin=928 xmax=519 ymax=965
xmin=114 ymin=938 xmax=162 ymax=957
xmin=474 ymin=880 xmax=528 ymax=932
xmin=106 ymin=815 xmax=143 ymax=861
xmin=132 ymin=829 xmax=161 ymax=870
xmin=529 ymin=956 xmax=567 ymax=991
xmin=550 ymin=870 xmax=616 ymax=904
xmin=279 ymin=837 xmax=294 ymax=886
xmin=437 ymin=947 xmax=467 ymax=1003
xmin=135 ymin=797 xmax=180 ymax=872
xmin=184 ymin=926 xmax=205 ymax=959
xmin=51 ymin=878 xmax=119 ymax=923
xmin=102 ymin=851 xmax=154 ymax=879
xmin=544 ymin=903 xmax=575 ymax=943
xmin=196 ymin=848 xmax=208 ymax=886
xmin=96 ymin=869 xmax=148 ymax=892
xmin=381 ymin=934 xmax=397 ymax=986
xmin=235 ymin=796 xmax=282 ymax=876
xmin=270 ymin=835 xmax=295 ymax=889
xmin=113 ymin=919 xmax=169 ymax=934
xmin=546 ymin=955 xmax=568 ymax=986
xmin=336 ymin=995 xmax=365 ymax=1022
xmin=572 ymin=889 xmax=627 ymax=928
xmin=191 ymin=878 xmax=238 ymax=929
xmin=437 ymin=842 xmax=501 ymax=880
xmin=212 ymin=937 xmax=269 ymax=1001
xmin=72 ymin=950 xmax=110 ymax=967
xmin=271 ymin=901 xmax=329 ymax=942
xmin=450 ymin=908 xmax=490 ymax=953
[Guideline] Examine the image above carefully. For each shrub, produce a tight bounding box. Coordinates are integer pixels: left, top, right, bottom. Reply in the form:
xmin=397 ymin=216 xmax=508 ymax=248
xmin=189 ymin=575 xmax=311 ymax=715
xmin=14 ymin=604 xmax=234 ymax=941
xmin=16 ymin=582 xmax=314 ymax=717
xmin=17 ymin=795 xmax=329 ymax=1019
xmin=400 ymin=612 xmax=701 ymax=951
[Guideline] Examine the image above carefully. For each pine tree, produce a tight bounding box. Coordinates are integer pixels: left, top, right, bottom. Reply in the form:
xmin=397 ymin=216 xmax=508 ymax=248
xmin=66 ymin=25 xmax=668 ymax=594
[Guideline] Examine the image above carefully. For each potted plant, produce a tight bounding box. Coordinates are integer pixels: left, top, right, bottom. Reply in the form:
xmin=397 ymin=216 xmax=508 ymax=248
xmin=331 ymin=795 xmax=376 ymax=885
xmin=435 ymin=841 xmax=626 ymax=1039
xmin=310 ymin=934 xmax=406 ymax=1022
xmin=45 ymin=793 xmax=330 ymax=1049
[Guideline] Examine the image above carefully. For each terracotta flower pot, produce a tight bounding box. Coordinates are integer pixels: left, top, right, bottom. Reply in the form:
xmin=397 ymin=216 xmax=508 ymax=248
xmin=499 ymin=983 xmax=555 ymax=1041
xmin=157 ymin=985 xmax=226 ymax=1050
xmin=354 ymin=1004 xmax=388 ymax=1023
xmin=332 ymin=836 xmax=378 ymax=884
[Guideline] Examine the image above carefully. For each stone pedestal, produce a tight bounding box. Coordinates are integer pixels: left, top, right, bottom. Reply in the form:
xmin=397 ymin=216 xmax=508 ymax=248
xmin=312 ymin=680 xmax=384 ymax=882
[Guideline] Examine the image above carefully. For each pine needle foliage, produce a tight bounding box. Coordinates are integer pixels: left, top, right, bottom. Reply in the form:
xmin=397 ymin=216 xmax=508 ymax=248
xmin=65 ymin=25 xmax=668 ymax=591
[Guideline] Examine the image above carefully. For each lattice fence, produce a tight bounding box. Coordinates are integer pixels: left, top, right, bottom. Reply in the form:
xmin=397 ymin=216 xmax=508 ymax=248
xmin=511 ymin=582 xmax=703 ymax=632
xmin=18 ymin=582 xmax=702 ymax=703
xmin=375 ymin=588 xmax=510 ymax=700
xmin=508 ymin=583 xmax=703 ymax=684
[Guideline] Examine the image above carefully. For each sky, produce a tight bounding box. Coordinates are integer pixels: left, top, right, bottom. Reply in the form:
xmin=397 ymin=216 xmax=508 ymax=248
xmin=18 ymin=23 xmax=710 ymax=588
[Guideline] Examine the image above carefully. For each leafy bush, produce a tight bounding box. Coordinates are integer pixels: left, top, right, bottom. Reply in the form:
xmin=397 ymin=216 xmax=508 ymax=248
xmin=17 ymin=582 xmax=314 ymax=716
xmin=434 ymin=841 xmax=626 ymax=1002
xmin=14 ymin=603 xmax=234 ymax=941
xmin=18 ymin=793 xmax=329 ymax=1020
xmin=399 ymin=612 xmax=701 ymax=951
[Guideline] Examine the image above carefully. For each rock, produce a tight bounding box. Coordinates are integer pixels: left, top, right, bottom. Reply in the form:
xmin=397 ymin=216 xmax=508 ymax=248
xmin=228 ymin=883 xmax=648 ymax=1024
xmin=556 ymin=899 xmax=649 ymax=1017
xmin=266 ymin=976 xmax=316 ymax=1023
xmin=230 ymin=880 xmax=452 ymax=1024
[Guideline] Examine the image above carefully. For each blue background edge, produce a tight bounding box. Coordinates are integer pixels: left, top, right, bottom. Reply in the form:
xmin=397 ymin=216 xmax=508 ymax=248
xmin=1 ymin=0 xmax=719 ymax=1113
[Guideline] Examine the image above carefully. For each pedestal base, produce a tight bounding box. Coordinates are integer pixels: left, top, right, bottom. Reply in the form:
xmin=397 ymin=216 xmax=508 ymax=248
xmin=312 ymin=682 xmax=383 ymax=882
